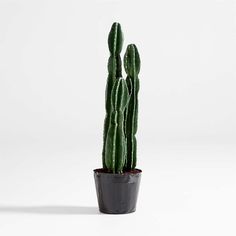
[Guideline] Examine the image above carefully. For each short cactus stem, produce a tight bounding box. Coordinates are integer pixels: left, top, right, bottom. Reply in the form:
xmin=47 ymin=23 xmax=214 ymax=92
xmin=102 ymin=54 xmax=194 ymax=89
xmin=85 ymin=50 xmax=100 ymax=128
xmin=104 ymin=78 xmax=130 ymax=173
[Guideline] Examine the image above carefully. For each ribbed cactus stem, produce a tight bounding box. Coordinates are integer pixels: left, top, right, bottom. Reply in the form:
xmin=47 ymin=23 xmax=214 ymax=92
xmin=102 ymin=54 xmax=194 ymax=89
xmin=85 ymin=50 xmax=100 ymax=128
xmin=105 ymin=78 xmax=130 ymax=173
xmin=102 ymin=23 xmax=123 ymax=169
xmin=124 ymin=44 xmax=140 ymax=170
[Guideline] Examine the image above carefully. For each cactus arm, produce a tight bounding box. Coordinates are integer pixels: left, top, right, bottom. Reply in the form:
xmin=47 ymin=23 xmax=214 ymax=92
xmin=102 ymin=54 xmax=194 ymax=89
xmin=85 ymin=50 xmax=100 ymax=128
xmin=124 ymin=44 xmax=140 ymax=170
xmin=105 ymin=78 xmax=130 ymax=173
xmin=102 ymin=23 xmax=123 ymax=169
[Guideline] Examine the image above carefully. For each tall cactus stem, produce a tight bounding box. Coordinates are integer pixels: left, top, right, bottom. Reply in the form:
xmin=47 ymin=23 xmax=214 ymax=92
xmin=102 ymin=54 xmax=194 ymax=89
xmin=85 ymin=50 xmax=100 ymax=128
xmin=102 ymin=23 xmax=123 ymax=169
xmin=124 ymin=44 xmax=140 ymax=170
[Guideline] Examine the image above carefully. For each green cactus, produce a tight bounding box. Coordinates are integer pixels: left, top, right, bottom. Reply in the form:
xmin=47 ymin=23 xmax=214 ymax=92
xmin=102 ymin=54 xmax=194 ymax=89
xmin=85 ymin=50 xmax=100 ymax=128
xmin=105 ymin=78 xmax=130 ymax=173
xmin=102 ymin=23 xmax=141 ymax=173
xmin=124 ymin=44 xmax=140 ymax=170
xmin=102 ymin=22 xmax=123 ymax=169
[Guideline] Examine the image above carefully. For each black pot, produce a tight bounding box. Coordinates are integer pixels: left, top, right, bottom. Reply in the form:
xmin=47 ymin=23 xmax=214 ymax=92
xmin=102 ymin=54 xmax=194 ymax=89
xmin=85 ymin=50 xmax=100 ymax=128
xmin=93 ymin=168 xmax=142 ymax=214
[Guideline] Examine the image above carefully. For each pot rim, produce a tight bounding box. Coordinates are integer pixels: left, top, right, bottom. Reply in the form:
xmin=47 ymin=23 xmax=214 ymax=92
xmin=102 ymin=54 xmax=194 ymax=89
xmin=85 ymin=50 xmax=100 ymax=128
xmin=93 ymin=168 xmax=142 ymax=176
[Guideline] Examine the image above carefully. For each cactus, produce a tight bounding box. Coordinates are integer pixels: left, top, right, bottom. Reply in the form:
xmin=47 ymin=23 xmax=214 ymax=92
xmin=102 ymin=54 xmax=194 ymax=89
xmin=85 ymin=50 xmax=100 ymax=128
xmin=102 ymin=23 xmax=123 ymax=168
xmin=105 ymin=78 xmax=130 ymax=173
xmin=124 ymin=44 xmax=140 ymax=170
xmin=102 ymin=23 xmax=141 ymax=173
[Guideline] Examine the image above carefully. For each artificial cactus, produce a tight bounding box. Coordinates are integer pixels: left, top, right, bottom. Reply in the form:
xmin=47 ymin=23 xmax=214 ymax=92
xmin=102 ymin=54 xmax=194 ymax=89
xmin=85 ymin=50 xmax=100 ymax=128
xmin=105 ymin=78 xmax=130 ymax=173
xmin=102 ymin=23 xmax=141 ymax=173
xmin=124 ymin=44 xmax=140 ymax=170
xmin=102 ymin=22 xmax=123 ymax=168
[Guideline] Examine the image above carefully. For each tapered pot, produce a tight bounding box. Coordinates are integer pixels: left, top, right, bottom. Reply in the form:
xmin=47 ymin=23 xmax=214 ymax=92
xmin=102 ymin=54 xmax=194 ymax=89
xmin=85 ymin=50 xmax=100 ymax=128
xmin=94 ymin=168 xmax=142 ymax=214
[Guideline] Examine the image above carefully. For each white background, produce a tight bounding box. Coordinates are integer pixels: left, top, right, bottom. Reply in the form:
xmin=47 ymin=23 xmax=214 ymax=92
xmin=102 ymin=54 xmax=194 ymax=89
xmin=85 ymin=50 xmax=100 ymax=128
xmin=0 ymin=0 xmax=235 ymax=235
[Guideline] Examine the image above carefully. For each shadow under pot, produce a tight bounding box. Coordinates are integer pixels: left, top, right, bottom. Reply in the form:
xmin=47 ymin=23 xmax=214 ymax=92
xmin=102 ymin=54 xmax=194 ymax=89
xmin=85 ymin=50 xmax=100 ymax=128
xmin=93 ymin=168 xmax=142 ymax=214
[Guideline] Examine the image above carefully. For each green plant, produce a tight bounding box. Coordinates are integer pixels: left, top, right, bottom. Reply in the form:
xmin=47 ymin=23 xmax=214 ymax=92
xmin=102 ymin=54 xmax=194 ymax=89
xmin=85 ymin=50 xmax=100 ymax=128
xmin=102 ymin=22 xmax=141 ymax=173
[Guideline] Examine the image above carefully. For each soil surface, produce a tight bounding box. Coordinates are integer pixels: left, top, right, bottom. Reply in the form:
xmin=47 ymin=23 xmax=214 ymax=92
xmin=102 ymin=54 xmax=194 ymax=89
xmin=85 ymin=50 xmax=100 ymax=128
xmin=94 ymin=168 xmax=142 ymax=174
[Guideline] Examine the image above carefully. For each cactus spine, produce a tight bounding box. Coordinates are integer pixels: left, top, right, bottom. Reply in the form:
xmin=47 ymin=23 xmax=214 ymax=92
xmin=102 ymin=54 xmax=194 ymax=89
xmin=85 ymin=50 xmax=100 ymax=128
xmin=124 ymin=44 xmax=140 ymax=170
xmin=102 ymin=23 xmax=123 ymax=169
xmin=105 ymin=78 xmax=130 ymax=173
